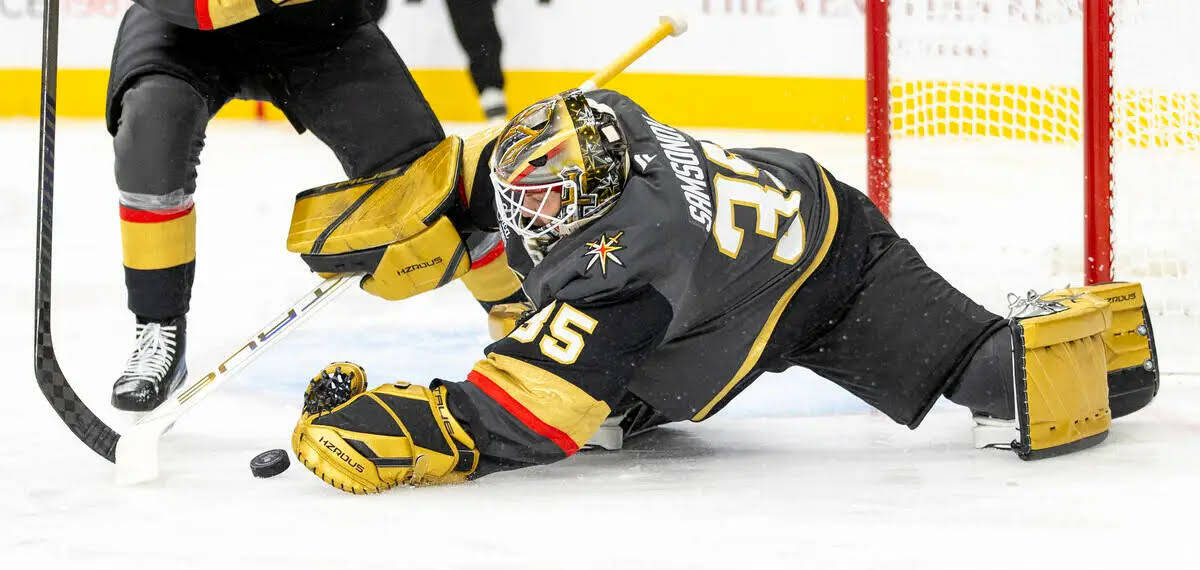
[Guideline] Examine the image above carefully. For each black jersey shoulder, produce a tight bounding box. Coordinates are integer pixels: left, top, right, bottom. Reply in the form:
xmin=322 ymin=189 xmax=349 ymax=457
xmin=505 ymin=91 xmax=717 ymax=308
xmin=131 ymin=0 xmax=374 ymax=33
xmin=507 ymin=175 xmax=683 ymax=308
xmin=588 ymin=90 xmax=717 ymax=233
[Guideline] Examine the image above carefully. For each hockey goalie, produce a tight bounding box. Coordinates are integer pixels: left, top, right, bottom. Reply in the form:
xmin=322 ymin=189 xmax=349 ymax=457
xmin=283 ymin=89 xmax=1160 ymax=493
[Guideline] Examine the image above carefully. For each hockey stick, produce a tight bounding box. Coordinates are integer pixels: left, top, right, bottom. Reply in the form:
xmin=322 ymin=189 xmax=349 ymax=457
xmin=33 ymin=0 xmax=123 ymax=463
xmin=579 ymin=14 xmax=688 ymax=92
xmin=28 ymin=0 xmax=355 ymax=476
xmin=115 ymin=275 xmax=355 ymax=484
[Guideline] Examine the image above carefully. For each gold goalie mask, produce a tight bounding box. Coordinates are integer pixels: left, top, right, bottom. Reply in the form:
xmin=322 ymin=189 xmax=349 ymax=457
xmin=490 ymin=89 xmax=629 ymax=239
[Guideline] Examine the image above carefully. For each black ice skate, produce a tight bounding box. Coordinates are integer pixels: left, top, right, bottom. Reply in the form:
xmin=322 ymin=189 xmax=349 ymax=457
xmin=112 ymin=315 xmax=187 ymax=412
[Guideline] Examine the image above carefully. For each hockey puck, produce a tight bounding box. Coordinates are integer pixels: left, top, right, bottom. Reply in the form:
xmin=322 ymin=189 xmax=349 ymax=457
xmin=250 ymin=449 xmax=291 ymax=478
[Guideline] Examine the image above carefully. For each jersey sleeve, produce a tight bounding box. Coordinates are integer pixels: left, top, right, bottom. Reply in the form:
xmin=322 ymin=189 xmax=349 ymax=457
xmin=459 ymin=229 xmax=526 ymax=310
xmin=436 ymin=285 xmax=673 ymax=476
xmin=134 ymin=0 xmax=283 ymax=30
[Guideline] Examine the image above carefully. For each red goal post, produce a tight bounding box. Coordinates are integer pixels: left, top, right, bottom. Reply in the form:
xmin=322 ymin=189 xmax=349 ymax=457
xmin=1082 ymin=0 xmax=1114 ymax=286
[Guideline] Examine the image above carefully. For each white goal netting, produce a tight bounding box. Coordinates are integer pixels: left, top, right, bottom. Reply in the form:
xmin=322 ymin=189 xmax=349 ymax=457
xmin=884 ymin=0 xmax=1199 ymax=373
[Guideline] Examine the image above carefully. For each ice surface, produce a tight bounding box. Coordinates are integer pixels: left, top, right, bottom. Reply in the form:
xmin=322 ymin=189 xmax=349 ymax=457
xmin=2 ymin=120 xmax=1196 ymax=568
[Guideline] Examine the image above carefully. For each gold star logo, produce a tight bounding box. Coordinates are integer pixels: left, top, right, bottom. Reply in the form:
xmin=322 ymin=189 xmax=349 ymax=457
xmin=583 ymin=232 xmax=625 ymax=277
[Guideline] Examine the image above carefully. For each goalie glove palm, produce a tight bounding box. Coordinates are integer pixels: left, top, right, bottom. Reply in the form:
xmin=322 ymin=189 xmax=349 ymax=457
xmin=292 ymin=363 xmax=479 ymax=494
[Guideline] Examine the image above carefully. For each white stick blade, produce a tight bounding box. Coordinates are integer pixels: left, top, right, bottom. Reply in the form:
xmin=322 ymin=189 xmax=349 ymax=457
xmin=114 ymin=419 xmax=170 ymax=485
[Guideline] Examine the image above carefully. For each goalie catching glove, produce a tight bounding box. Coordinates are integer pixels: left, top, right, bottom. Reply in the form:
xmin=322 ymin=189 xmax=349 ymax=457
xmin=292 ymin=362 xmax=479 ymax=494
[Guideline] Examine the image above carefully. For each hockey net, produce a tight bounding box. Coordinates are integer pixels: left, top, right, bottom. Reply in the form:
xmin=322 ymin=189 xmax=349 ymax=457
xmin=867 ymin=0 xmax=1200 ymax=373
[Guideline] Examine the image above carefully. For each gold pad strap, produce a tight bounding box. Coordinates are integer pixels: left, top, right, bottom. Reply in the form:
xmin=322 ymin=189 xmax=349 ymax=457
xmin=1044 ymin=282 xmax=1156 ymax=373
xmin=1044 ymin=282 xmax=1159 ymax=418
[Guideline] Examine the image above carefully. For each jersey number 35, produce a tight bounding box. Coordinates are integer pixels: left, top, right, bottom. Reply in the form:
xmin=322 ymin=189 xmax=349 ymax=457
xmin=508 ymin=301 xmax=598 ymax=365
xmin=703 ymin=141 xmax=806 ymax=264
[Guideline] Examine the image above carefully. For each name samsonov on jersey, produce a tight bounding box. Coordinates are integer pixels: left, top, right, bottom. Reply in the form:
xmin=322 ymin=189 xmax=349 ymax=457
xmin=642 ymin=115 xmax=714 ymax=231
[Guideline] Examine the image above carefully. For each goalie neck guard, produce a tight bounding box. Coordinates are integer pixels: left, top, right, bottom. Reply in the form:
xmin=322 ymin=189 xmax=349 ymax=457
xmin=489 ymin=89 xmax=628 ymax=240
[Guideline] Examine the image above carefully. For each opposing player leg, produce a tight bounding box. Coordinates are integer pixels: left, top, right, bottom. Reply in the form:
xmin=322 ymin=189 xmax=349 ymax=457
xmin=113 ymin=74 xmax=208 ymax=319
xmin=106 ymin=6 xmax=234 ymax=410
xmin=274 ymin=21 xmax=445 ymax=178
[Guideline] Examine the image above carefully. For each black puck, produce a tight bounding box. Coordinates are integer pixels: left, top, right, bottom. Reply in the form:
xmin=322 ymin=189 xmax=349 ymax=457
xmin=250 ymin=449 xmax=291 ymax=478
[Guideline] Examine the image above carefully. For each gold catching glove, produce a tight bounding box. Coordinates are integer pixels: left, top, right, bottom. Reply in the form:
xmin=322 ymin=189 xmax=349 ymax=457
xmin=292 ymin=362 xmax=479 ymax=494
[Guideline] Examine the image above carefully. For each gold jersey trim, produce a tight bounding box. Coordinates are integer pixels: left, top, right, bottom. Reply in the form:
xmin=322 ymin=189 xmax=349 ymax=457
xmin=473 ymin=353 xmax=612 ymax=448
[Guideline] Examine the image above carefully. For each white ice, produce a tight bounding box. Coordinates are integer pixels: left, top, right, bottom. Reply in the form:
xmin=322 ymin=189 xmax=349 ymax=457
xmin=2 ymin=119 xmax=1197 ymax=569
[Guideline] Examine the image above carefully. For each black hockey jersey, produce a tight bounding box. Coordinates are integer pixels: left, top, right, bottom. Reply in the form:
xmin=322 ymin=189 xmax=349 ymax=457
xmin=440 ymin=91 xmax=845 ymax=475
xmin=133 ymin=0 xmax=375 ymax=34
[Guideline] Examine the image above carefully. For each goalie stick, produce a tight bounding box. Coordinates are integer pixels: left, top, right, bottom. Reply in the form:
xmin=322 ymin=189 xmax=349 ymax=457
xmin=34 ymin=11 xmax=687 ymax=483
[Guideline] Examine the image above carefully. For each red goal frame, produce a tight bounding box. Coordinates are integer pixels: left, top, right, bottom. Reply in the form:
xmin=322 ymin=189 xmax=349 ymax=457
xmin=865 ymin=0 xmax=1116 ymax=285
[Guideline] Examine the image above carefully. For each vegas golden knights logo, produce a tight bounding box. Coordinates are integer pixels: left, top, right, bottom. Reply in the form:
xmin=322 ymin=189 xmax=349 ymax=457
xmin=582 ymin=232 xmax=625 ymax=277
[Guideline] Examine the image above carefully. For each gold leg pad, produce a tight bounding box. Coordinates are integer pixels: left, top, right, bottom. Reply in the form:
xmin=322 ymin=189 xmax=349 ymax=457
xmin=1045 ymin=282 xmax=1154 ymax=372
xmin=1014 ymin=293 xmax=1112 ymax=459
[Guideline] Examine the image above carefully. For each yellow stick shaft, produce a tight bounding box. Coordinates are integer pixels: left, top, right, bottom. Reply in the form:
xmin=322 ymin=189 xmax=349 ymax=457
xmin=580 ymin=15 xmax=688 ymax=91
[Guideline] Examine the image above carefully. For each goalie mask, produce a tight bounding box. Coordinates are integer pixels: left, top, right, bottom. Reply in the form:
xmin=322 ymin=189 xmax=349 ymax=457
xmin=490 ymin=89 xmax=628 ymax=239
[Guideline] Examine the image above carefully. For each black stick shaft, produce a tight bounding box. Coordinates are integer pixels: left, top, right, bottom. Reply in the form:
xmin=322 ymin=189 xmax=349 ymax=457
xmin=34 ymin=0 xmax=120 ymax=463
